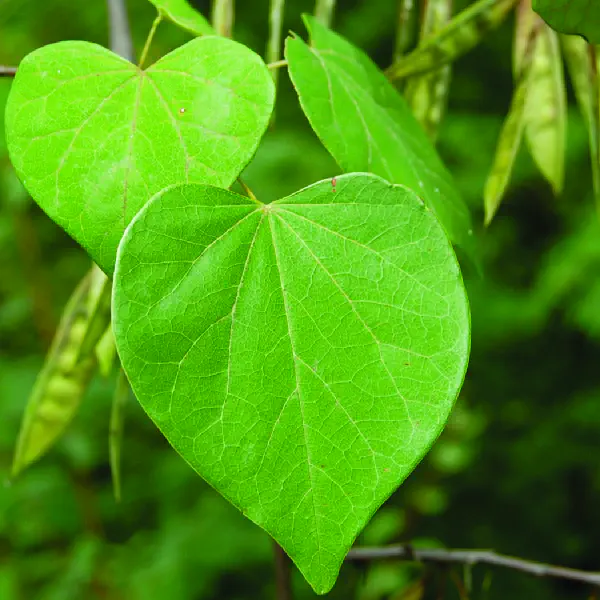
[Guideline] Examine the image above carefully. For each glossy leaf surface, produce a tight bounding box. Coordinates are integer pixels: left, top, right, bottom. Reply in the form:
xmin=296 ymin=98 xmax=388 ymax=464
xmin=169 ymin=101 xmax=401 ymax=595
xmin=286 ymin=16 xmax=476 ymax=263
xmin=113 ymin=174 xmax=470 ymax=594
xmin=5 ymin=37 xmax=274 ymax=273
xmin=149 ymin=0 xmax=214 ymax=36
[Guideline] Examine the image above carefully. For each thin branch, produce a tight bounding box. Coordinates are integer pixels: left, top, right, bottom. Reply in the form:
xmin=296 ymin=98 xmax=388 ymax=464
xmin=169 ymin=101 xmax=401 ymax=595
xmin=273 ymin=541 xmax=293 ymax=600
xmin=346 ymin=546 xmax=600 ymax=587
xmin=107 ymin=0 xmax=134 ymax=61
xmin=0 ymin=66 xmax=17 ymax=77
xmin=394 ymin=0 xmax=415 ymax=63
xmin=138 ymin=14 xmax=162 ymax=69
xmin=268 ymin=59 xmax=288 ymax=70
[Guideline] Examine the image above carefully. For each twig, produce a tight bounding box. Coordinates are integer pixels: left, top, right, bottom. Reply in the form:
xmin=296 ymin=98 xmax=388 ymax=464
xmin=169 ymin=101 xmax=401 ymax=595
xmin=394 ymin=0 xmax=415 ymax=63
xmin=0 ymin=66 xmax=17 ymax=77
xmin=107 ymin=0 xmax=134 ymax=61
xmin=138 ymin=14 xmax=162 ymax=69
xmin=273 ymin=541 xmax=293 ymax=600
xmin=268 ymin=59 xmax=288 ymax=70
xmin=346 ymin=546 xmax=600 ymax=587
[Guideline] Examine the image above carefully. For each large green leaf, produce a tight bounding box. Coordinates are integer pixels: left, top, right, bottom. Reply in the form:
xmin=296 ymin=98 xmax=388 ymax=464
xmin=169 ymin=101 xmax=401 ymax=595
xmin=285 ymin=16 xmax=477 ymax=265
xmin=113 ymin=174 xmax=470 ymax=594
xmin=5 ymin=37 xmax=274 ymax=274
xmin=148 ymin=0 xmax=214 ymax=36
xmin=533 ymin=0 xmax=600 ymax=43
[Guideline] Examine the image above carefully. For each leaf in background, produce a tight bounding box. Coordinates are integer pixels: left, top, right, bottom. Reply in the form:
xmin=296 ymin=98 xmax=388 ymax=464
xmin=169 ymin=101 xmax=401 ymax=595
xmin=404 ymin=0 xmax=454 ymax=141
xmin=387 ymin=0 xmax=518 ymax=80
xmin=113 ymin=176 xmax=470 ymax=594
xmin=285 ymin=16 xmax=477 ymax=266
xmin=5 ymin=37 xmax=274 ymax=274
xmin=484 ymin=19 xmax=539 ymax=224
xmin=148 ymin=0 xmax=214 ymax=36
xmin=515 ymin=2 xmax=566 ymax=194
xmin=562 ymin=35 xmax=600 ymax=209
xmin=110 ymin=369 xmax=130 ymax=502
xmin=12 ymin=271 xmax=98 ymax=476
xmin=532 ymin=0 xmax=600 ymax=44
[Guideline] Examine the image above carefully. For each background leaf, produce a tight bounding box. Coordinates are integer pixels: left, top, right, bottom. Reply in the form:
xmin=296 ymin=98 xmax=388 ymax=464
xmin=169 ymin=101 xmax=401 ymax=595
xmin=113 ymin=175 xmax=470 ymax=594
xmin=515 ymin=2 xmax=566 ymax=194
xmin=532 ymin=0 xmax=600 ymax=43
xmin=5 ymin=36 xmax=274 ymax=273
xmin=285 ymin=16 xmax=477 ymax=264
xmin=148 ymin=0 xmax=214 ymax=36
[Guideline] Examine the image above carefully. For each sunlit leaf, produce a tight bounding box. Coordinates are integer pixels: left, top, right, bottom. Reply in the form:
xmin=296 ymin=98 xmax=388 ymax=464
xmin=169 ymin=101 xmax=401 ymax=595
xmin=533 ymin=0 xmax=600 ymax=43
xmin=388 ymin=0 xmax=518 ymax=80
xmin=113 ymin=175 xmax=470 ymax=594
xmin=285 ymin=16 xmax=477 ymax=265
xmin=5 ymin=37 xmax=274 ymax=274
xmin=148 ymin=0 xmax=214 ymax=36
xmin=12 ymin=271 xmax=98 ymax=476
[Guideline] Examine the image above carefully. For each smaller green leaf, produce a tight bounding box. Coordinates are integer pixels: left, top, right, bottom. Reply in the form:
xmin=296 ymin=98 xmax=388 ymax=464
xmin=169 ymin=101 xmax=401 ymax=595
xmin=148 ymin=0 xmax=214 ymax=36
xmin=533 ymin=0 xmax=600 ymax=43
xmin=388 ymin=0 xmax=518 ymax=80
xmin=12 ymin=271 xmax=99 ymax=476
xmin=110 ymin=369 xmax=130 ymax=502
xmin=286 ymin=15 xmax=477 ymax=266
xmin=562 ymin=35 xmax=600 ymax=209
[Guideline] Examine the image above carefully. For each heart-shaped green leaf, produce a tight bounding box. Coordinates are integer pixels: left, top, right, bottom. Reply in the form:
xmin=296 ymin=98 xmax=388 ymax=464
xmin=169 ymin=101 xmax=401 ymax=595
xmin=533 ymin=0 xmax=600 ymax=43
xmin=285 ymin=16 xmax=477 ymax=265
xmin=5 ymin=36 xmax=274 ymax=274
xmin=113 ymin=174 xmax=470 ymax=594
xmin=149 ymin=0 xmax=214 ymax=36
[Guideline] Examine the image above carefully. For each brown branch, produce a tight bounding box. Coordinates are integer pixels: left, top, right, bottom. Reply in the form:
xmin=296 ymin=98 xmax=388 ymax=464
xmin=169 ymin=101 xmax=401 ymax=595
xmin=0 ymin=66 xmax=17 ymax=77
xmin=273 ymin=542 xmax=293 ymax=600
xmin=346 ymin=546 xmax=600 ymax=587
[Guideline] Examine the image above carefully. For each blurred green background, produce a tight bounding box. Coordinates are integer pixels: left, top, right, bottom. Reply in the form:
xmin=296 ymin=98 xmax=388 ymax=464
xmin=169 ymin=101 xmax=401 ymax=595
xmin=1 ymin=1 xmax=600 ymax=598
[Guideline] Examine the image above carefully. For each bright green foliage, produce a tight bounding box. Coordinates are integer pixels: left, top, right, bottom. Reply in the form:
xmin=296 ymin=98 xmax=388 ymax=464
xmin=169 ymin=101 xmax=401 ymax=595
xmin=5 ymin=37 xmax=274 ymax=274
xmin=388 ymin=0 xmax=519 ymax=79
xmin=148 ymin=0 xmax=214 ymax=36
xmin=533 ymin=0 xmax=600 ymax=43
xmin=286 ymin=16 xmax=476 ymax=264
xmin=12 ymin=270 xmax=98 ymax=476
xmin=113 ymin=174 xmax=470 ymax=594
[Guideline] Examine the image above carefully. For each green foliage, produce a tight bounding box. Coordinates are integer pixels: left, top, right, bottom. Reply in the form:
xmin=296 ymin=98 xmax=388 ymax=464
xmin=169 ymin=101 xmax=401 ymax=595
xmin=533 ymin=0 xmax=600 ymax=43
xmin=112 ymin=176 xmax=470 ymax=593
xmin=5 ymin=37 xmax=274 ymax=273
xmin=4 ymin=0 xmax=600 ymax=598
xmin=148 ymin=0 xmax=214 ymax=36
xmin=286 ymin=16 xmax=477 ymax=264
